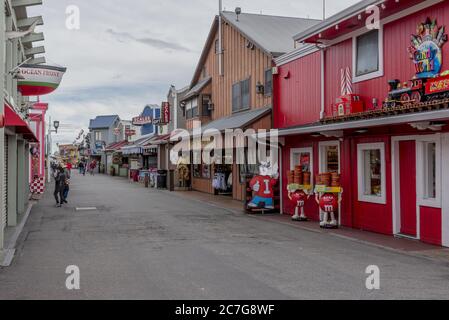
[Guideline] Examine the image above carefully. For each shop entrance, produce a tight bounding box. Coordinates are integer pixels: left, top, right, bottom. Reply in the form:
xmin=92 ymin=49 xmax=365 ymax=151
xmin=319 ymin=141 xmax=341 ymax=225
xmin=398 ymin=140 xmax=417 ymax=237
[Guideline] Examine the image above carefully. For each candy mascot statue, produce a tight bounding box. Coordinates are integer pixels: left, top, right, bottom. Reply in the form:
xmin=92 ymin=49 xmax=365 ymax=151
xmin=288 ymin=189 xmax=310 ymax=221
xmin=248 ymin=162 xmax=279 ymax=210
xmin=315 ymin=192 xmax=340 ymax=228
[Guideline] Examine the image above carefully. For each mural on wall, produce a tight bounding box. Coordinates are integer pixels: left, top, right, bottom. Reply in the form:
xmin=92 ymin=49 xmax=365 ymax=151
xmin=408 ymin=18 xmax=447 ymax=78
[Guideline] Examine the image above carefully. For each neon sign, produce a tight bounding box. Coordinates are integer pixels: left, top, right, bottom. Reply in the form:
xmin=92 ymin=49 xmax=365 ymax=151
xmin=408 ymin=18 xmax=447 ymax=78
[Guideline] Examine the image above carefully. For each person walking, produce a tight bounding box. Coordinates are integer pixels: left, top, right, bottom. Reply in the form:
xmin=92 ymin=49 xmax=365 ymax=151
xmin=54 ymin=166 xmax=67 ymax=207
xmin=90 ymin=160 xmax=97 ymax=176
xmin=79 ymin=160 xmax=85 ymax=175
xmin=63 ymin=167 xmax=71 ymax=204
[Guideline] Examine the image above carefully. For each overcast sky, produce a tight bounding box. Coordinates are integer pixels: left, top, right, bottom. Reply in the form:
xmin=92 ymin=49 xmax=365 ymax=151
xmin=28 ymin=0 xmax=360 ymax=145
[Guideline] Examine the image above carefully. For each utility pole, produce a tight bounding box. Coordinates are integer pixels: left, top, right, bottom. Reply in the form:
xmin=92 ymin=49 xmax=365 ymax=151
xmin=218 ymin=0 xmax=223 ymax=76
xmin=0 ymin=0 xmax=6 ymax=253
xmin=323 ymin=0 xmax=326 ymax=20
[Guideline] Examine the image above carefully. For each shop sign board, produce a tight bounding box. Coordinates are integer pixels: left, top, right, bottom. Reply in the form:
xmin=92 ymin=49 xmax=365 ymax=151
xmin=162 ymin=102 xmax=170 ymax=124
xmin=409 ymin=18 xmax=447 ymax=78
xmin=132 ymin=116 xmax=154 ymax=126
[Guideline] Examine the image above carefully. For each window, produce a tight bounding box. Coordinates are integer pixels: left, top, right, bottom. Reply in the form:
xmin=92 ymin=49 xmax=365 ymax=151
xmin=264 ymin=68 xmax=272 ymax=96
xmin=185 ymin=98 xmax=199 ymax=119
xmin=423 ymin=142 xmax=436 ymax=199
xmin=417 ymin=138 xmax=441 ymax=208
xmin=193 ymin=164 xmax=201 ymax=178
xmin=290 ymin=147 xmax=314 ymax=183
xmin=95 ymin=131 xmax=102 ymax=141
xmin=319 ymin=141 xmax=340 ymax=173
xmin=353 ymin=28 xmax=383 ymax=83
xmin=357 ymin=143 xmax=386 ymax=204
xmin=232 ymin=78 xmax=251 ymax=112
xmin=215 ymin=39 xmax=220 ymax=54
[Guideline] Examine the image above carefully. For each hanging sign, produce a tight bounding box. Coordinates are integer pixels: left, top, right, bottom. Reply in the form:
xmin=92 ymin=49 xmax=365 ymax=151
xmin=125 ymin=129 xmax=136 ymax=137
xmin=18 ymin=64 xmax=67 ymax=96
xmin=408 ymin=18 xmax=447 ymax=78
xmin=161 ymin=102 xmax=170 ymax=124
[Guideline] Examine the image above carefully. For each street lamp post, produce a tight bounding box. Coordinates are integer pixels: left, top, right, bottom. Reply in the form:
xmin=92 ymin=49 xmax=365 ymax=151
xmin=46 ymin=117 xmax=60 ymax=182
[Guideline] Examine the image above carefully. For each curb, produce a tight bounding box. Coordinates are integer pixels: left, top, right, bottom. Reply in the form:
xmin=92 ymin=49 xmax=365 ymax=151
xmin=0 ymin=201 xmax=35 ymax=267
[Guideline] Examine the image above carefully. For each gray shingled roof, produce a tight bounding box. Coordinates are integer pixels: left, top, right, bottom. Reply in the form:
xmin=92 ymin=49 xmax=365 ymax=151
xmin=183 ymin=76 xmax=212 ymax=100
xmin=89 ymin=115 xmax=119 ymax=129
xmin=222 ymin=11 xmax=320 ymax=56
xmin=202 ymin=106 xmax=272 ymax=133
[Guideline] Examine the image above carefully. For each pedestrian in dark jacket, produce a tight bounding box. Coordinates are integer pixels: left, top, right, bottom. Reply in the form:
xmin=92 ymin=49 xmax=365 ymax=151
xmin=54 ymin=166 xmax=67 ymax=207
xmin=63 ymin=168 xmax=71 ymax=203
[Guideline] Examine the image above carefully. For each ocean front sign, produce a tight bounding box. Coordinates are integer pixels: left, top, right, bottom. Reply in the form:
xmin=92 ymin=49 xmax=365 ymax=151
xmin=408 ymin=18 xmax=447 ymax=78
xmin=18 ymin=64 xmax=67 ymax=96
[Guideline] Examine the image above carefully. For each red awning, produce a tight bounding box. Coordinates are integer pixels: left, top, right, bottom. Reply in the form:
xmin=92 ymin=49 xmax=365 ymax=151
xmin=4 ymin=103 xmax=38 ymax=142
xmin=105 ymin=140 xmax=129 ymax=152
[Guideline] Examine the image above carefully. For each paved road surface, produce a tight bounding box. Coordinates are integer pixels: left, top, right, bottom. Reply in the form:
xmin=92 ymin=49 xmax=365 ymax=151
xmin=0 ymin=172 xmax=448 ymax=299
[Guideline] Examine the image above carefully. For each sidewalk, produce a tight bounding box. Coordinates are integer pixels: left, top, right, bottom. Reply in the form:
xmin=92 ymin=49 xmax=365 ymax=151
xmin=169 ymin=189 xmax=449 ymax=264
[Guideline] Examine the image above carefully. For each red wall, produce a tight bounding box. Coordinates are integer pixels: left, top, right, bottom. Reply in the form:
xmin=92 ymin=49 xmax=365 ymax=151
xmin=275 ymin=0 xmax=449 ymax=128
xmin=420 ymin=206 xmax=442 ymax=246
xmin=274 ymin=52 xmax=321 ymax=129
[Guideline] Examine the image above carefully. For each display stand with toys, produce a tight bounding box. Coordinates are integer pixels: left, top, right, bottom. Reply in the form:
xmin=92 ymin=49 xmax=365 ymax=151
xmin=314 ymin=173 xmax=343 ymax=229
xmin=286 ymin=166 xmax=313 ymax=221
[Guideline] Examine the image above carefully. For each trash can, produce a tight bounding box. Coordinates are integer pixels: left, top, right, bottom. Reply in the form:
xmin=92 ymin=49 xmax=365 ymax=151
xmin=157 ymin=170 xmax=168 ymax=189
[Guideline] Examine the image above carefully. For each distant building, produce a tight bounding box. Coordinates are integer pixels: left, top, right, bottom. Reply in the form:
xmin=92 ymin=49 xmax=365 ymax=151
xmin=88 ymin=115 xmax=121 ymax=172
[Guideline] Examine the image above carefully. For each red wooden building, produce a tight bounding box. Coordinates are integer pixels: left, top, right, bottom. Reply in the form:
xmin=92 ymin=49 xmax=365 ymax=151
xmin=273 ymin=0 xmax=449 ymax=247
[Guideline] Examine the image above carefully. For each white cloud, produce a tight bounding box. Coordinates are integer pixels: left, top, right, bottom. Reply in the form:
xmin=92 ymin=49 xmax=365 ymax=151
xmin=27 ymin=0 xmax=360 ymax=145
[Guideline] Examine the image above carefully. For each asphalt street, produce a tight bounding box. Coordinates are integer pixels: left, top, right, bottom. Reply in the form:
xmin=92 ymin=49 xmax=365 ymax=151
xmin=0 ymin=171 xmax=448 ymax=300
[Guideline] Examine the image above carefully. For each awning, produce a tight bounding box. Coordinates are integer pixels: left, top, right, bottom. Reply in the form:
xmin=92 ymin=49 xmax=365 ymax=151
xmin=4 ymin=103 xmax=38 ymax=142
xmin=197 ymin=106 xmax=272 ymax=135
xmin=182 ymin=76 xmax=212 ymax=101
xmin=105 ymin=140 xmax=128 ymax=152
xmin=278 ymin=108 xmax=449 ymax=137
xmin=142 ymin=133 xmax=173 ymax=152
xmin=121 ymin=135 xmax=155 ymax=155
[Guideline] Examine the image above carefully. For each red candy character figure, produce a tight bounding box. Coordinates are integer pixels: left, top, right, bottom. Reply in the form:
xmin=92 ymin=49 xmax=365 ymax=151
xmin=288 ymin=189 xmax=310 ymax=221
xmin=316 ymin=193 xmax=339 ymax=228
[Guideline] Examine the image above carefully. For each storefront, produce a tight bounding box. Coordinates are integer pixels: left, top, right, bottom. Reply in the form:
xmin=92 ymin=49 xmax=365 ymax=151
xmin=121 ymin=135 xmax=157 ymax=182
xmin=104 ymin=140 xmax=129 ymax=177
xmin=274 ymin=0 xmax=449 ymax=246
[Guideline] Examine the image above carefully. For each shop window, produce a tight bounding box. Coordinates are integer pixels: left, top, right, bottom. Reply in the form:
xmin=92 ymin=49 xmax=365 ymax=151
xmin=423 ymin=142 xmax=436 ymax=199
xmin=319 ymin=142 xmax=339 ymax=173
xmin=202 ymin=164 xmax=211 ymax=179
xmin=290 ymin=147 xmax=314 ymax=183
xmin=232 ymin=78 xmax=251 ymax=112
xmin=357 ymin=143 xmax=386 ymax=204
xmin=264 ymin=68 xmax=272 ymax=96
xmin=193 ymin=164 xmax=201 ymax=178
xmin=353 ymin=28 xmax=383 ymax=83
xmin=417 ymin=138 xmax=441 ymax=208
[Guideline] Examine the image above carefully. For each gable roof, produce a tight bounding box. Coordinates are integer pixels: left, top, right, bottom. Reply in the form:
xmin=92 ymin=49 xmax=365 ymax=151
xmin=89 ymin=115 xmax=119 ymax=130
xmin=222 ymin=11 xmax=320 ymax=57
xmin=190 ymin=11 xmax=320 ymax=87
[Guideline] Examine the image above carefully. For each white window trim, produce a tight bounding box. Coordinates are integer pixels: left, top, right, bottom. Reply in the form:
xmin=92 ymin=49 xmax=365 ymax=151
xmin=352 ymin=24 xmax=384 ymax=83
xmin=357 ymin=142 xmax=386 ymax=205
xmin=319 ymin=140 xmax=341 ymax=174
xmin=416 ymin=135 xmax=442 ymax=209
xmin=290 ymin=147 xmax=314 ymax=186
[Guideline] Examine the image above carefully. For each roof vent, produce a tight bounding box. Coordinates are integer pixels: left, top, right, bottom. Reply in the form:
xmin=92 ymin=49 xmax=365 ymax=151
xmin=235 ymin=7 xmax=242 ymax=21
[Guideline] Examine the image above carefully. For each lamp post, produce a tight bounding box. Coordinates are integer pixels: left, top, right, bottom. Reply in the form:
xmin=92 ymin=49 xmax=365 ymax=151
xmin=46 ymin=117 xmax=60 ymax=182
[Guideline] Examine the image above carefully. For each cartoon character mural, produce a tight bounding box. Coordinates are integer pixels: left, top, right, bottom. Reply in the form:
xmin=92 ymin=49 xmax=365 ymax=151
xmin=248 ymin=162 xmax=279 ymax=210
